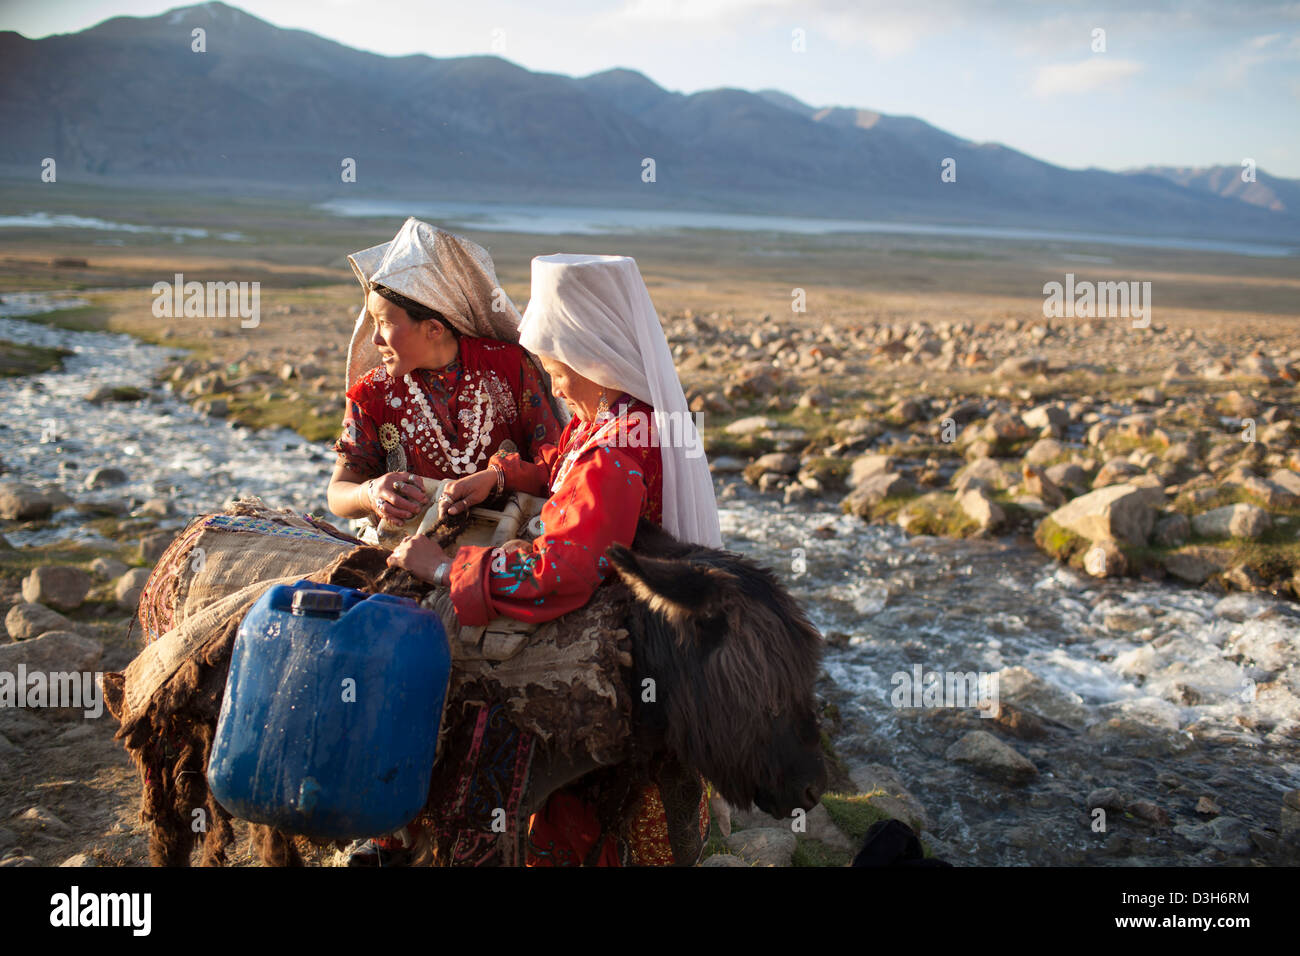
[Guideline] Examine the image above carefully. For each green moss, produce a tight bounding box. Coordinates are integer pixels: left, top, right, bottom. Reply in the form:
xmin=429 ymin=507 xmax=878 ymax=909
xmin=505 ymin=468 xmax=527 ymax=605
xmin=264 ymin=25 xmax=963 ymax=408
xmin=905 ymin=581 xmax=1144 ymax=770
xmin=11 ymin=304 xmax=110 ymax=333
xmin=819 ymin=791 xmax=897 ymax=843
xmin=1034 ymin=515 xmax=1089 ymax=562
xmin=0 ymin=340 xmax=73 ymax=377
xmin=222 ymin=392 xmax=340 ymax=443
xmin=800 ymin=456 xmax=850 ymax=490
xmin=896 ymin=491 xmax=981 ymax=537
xmin=793 ymin=836 xmax=853 ymax=868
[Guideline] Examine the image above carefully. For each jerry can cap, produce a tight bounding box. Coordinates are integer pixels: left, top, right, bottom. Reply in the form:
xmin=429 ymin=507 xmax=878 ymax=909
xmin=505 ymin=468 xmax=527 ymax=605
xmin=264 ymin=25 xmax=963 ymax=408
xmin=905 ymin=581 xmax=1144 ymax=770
xmin=291 ymin=588 xmax=345 ymax=616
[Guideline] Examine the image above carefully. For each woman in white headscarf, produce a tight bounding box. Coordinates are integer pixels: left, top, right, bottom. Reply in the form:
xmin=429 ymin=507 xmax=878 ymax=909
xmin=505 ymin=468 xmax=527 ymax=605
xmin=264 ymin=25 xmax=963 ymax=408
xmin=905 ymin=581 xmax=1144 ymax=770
xmin=388 ymin=253 xmax=721 ymax=865
xmin=326 ymin=218 xmax=564 ymax=538
xmin=388 ymin=253 xmax=720 ymax=620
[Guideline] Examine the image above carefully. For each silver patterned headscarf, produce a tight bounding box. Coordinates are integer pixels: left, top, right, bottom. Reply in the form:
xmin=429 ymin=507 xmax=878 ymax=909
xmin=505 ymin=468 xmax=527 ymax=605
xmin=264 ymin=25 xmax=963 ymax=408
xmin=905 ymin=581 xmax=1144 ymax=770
xmin=345 ymin=218 xmax=524 ymax=392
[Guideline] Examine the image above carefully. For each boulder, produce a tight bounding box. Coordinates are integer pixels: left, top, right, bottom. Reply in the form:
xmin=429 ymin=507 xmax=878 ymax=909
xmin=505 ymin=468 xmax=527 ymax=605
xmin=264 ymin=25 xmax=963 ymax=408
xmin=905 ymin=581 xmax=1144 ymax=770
xmin=138 ymin=531 xmax=174 ymax=564
xmin=1044 ymin=485 xmax=1157 ymax=547
xmin=114 ymin=567 xmax=153 ymax=610
xmin=1268 ymin=468 xmax=1300 ymax=498
xmin=83 ymin=467 xmax=127 ymax=490
xmin=849 ymin=454 xmax=896 ymax=487
xmin=997 ymin=666 xmax=1091 ymax=728
xmin=0 ymin=630 xmax=103 ymax=674
xmin=849 ymin=764 xmax=930 ymax=832
xmin=1162 ymin=545 xmax=1234 ymax=583
xmin=724 ymin=416 xmax=780 ymax=436
xmin=1238 ymin=475 xmax=1297 ymax=509
xmin=1191 ymin=504 xmax=1271 ymax=540
xmin=1093 ymin=458 xmax=1144 ymax=488
xmin=723 ymin=827 xmax=796 ymax=867
xmin=945 ymin=730 xmax=1037 ymax=784
xmin=842 ymin=473 xmax=916 ymax=518
xmin=4 ymin=603 xmax=74 ymax=641
xmin=0 ymin=481 xmax=54 ymax=521
xmin=953 ymin=457 xmax=1010 ymax=492
xmin=20 ymin=566 xmax=91 ymax=611
xmin=1152 ymin=512 xmax=1190 ymax=548
xmin=1044 ymin=462 xmax=1088 ymax=495
xmin=89 ymin=556 xmax=129 ymax=580
xmin=1023 ymin=438 xmax=1064 ymax=466
xmin=957 ymin=487 xmax=1005 ymax=533
xmin=1023 ymin=404 xmax=1069 ymax=433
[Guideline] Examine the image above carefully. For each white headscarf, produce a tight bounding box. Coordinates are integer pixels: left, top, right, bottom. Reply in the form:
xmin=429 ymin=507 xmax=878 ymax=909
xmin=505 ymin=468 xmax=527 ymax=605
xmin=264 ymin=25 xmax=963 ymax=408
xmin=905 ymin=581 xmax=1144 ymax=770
xmin=345 ymin=218 xmax=524 ymax=392
xmin=519 ymin=254 xmax=722 ymax=548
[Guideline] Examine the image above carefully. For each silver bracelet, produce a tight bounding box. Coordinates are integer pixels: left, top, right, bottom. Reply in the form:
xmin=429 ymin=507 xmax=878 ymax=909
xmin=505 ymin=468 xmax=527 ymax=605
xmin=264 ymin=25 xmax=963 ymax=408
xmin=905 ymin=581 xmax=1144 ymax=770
xmin=433 ymin=561 xmax=450 ymax=588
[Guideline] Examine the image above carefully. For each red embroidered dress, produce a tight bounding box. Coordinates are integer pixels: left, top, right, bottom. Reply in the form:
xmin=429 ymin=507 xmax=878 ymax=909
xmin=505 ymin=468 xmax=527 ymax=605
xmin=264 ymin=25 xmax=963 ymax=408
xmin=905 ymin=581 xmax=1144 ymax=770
xmin=448 ymin=393 xmax=662 ymax=625
xmin=446 ymin=394 xmax=707 ymax=866
xmin=333 ymin=336 xmax=560 ymax=480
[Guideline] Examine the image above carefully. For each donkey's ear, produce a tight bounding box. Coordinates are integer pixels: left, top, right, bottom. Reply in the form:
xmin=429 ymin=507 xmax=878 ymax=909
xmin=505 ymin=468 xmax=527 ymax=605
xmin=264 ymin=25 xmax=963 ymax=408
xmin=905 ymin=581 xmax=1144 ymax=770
xmin=608 ymin=544 xmax=736 ymax=627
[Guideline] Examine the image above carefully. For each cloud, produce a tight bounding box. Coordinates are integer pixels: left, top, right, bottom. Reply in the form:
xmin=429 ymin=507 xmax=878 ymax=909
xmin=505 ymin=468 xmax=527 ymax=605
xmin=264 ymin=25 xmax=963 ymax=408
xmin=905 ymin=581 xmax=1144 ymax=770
xmin=1032 ymin=57 xmax=1142 ymax=96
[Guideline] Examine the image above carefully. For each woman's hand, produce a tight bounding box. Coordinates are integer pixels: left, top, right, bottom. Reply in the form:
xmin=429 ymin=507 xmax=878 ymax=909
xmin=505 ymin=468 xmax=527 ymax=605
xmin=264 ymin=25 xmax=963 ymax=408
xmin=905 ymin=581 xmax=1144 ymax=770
xmin=439 ymin=467 xmax=500 ymax=519
xmin=386 ymin=535 xmax=449 ymax=584
xmin=365 ymin=472 xmax=430 ymax=524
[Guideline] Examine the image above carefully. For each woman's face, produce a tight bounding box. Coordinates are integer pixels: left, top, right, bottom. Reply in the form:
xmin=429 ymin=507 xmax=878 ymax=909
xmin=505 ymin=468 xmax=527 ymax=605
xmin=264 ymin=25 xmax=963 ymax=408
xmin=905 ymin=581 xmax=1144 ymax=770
xmin=540 ymin=356 xmax=606 ymax=422
xmin=368 ymin=290 xmax=443 ymax=378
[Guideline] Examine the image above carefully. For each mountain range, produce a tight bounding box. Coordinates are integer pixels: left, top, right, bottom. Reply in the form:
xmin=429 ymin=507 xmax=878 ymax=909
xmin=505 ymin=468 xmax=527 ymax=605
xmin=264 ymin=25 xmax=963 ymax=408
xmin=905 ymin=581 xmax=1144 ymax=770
xmin=2 ymin=1 xmax=1297 ymax=243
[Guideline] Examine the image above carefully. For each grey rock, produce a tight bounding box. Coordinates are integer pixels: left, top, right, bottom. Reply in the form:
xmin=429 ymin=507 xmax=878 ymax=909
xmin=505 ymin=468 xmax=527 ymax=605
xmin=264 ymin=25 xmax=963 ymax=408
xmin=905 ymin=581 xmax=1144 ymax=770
xmin=724 ymin=827 xmax=797 ymax=866
xmin=957 ymin=486 xmax=1005 ymax=533
xmin=700 ymin=853 xmax=748 ymax=867
xmin=1086 ymin=787 xmax=1124 ymax=811
xmin=945 ymin=730 xmax=1037 ymax=784
xmin=1044 ymin=484 xmax=1157 ymax=546
xmin=1023 ymin=438 xmax=1064 ymax=466
xmin=1163 ymin=546 xmax=1235 ymax=583
xmin=0 ymin=481 xmax=55 ymax=520
xmin=849 ymin=454 xmax=897 ymax=487
xmin=0 ymin=630 xmax=103 ymax=674
xmin=89 ymin=556 xmax=129 ymax=580
xmin=1174 ymin=816 xmax=1253 ymax=855
xmin=1152 ymin=512 xmax=1190 ymax=547
xmin=724 ymin=415 xmax=780 ymax=436
xmin=4 ymin=603 xmax=74 ymax=641
xmin=848 ymin=764 xmax=930 ymax=832
xmin=842 ymin=473 xmax=916 ymax=517
xmin=15 ymin=806 xmax=71 ymax=834
xmin=21 ymin=566 xmax=91 ymax=611
xmin=1192 ymin=503 xmax=1271 ymax=540
xmin=59 ymin=853 xmax=98 ymax=867
xmin=114 ymin=567 xmax=153 ymax=609
xmin=708 ymin=456 xmax=747 ymax=474
xmin=996 ymin=666 xmax=1092 ymax=728
xmin=83 ymin=466 xmax=127 ymax=490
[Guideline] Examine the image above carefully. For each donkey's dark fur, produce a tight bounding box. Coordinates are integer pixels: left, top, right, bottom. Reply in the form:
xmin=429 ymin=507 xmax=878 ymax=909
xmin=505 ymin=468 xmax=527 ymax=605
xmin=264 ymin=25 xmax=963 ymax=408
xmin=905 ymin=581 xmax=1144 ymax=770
xmin=609 ymin=519 xmax=827 ymax=818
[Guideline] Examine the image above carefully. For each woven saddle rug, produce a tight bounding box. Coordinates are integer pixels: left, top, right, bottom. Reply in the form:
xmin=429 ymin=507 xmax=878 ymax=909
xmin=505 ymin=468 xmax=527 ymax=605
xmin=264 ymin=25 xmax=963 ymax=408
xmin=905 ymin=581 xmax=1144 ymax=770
xmin=104 ymin=498 xmax=634 ymax=866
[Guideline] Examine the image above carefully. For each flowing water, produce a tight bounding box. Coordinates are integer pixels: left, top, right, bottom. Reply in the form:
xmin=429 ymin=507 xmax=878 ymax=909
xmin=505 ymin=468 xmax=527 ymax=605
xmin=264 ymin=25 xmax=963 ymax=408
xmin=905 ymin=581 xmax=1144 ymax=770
xmin=3 ymin=292 xmax=1298 ymax=866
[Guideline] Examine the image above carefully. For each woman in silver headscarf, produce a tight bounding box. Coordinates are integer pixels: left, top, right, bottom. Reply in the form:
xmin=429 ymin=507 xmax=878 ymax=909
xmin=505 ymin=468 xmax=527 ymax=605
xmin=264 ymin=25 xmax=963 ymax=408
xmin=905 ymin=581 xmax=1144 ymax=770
xmin=327 ymin=218 xmax=564 ymax=537
xmin=388 ymin=253 xmax=721 ymax=865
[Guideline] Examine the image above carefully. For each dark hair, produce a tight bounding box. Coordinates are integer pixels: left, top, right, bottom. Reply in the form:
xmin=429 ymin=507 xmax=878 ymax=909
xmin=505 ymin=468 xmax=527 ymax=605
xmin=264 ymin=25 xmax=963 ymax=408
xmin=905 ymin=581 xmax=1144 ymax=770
xmin=370 ymin=284 xmax=458 ymax=337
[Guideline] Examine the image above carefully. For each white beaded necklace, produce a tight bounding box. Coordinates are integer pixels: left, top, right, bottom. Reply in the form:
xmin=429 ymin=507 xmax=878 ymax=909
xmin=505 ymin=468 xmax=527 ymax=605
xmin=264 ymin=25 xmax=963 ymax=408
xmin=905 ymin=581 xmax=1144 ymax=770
xmin=402 ymin=367 xmax=495 ymax=475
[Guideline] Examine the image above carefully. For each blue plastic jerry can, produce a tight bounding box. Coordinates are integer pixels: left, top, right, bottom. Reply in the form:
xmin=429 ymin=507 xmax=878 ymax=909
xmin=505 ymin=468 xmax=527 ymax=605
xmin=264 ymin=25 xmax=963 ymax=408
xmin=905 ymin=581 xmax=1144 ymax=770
xmin=208 ymin=581 xmax=451 ymax=840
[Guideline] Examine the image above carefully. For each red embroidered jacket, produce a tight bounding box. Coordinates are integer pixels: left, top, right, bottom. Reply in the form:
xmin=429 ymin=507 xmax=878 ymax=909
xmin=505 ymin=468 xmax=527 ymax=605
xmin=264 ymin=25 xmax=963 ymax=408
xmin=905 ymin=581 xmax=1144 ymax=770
xmin=449 ymin=394 xmax=663 ymax=625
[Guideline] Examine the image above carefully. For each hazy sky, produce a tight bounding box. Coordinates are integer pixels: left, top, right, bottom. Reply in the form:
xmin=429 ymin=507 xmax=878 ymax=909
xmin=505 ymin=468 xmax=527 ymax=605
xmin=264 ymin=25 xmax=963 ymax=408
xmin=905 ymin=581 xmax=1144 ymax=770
xmin=5 ymin=0 xmax=1299 ymax=177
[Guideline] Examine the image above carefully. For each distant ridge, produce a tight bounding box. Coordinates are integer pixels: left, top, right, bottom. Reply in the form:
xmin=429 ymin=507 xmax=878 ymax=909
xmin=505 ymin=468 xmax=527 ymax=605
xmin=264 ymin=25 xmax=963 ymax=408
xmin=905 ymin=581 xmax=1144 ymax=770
xmin=1 ymin=1 xmax=1297 ymax=243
